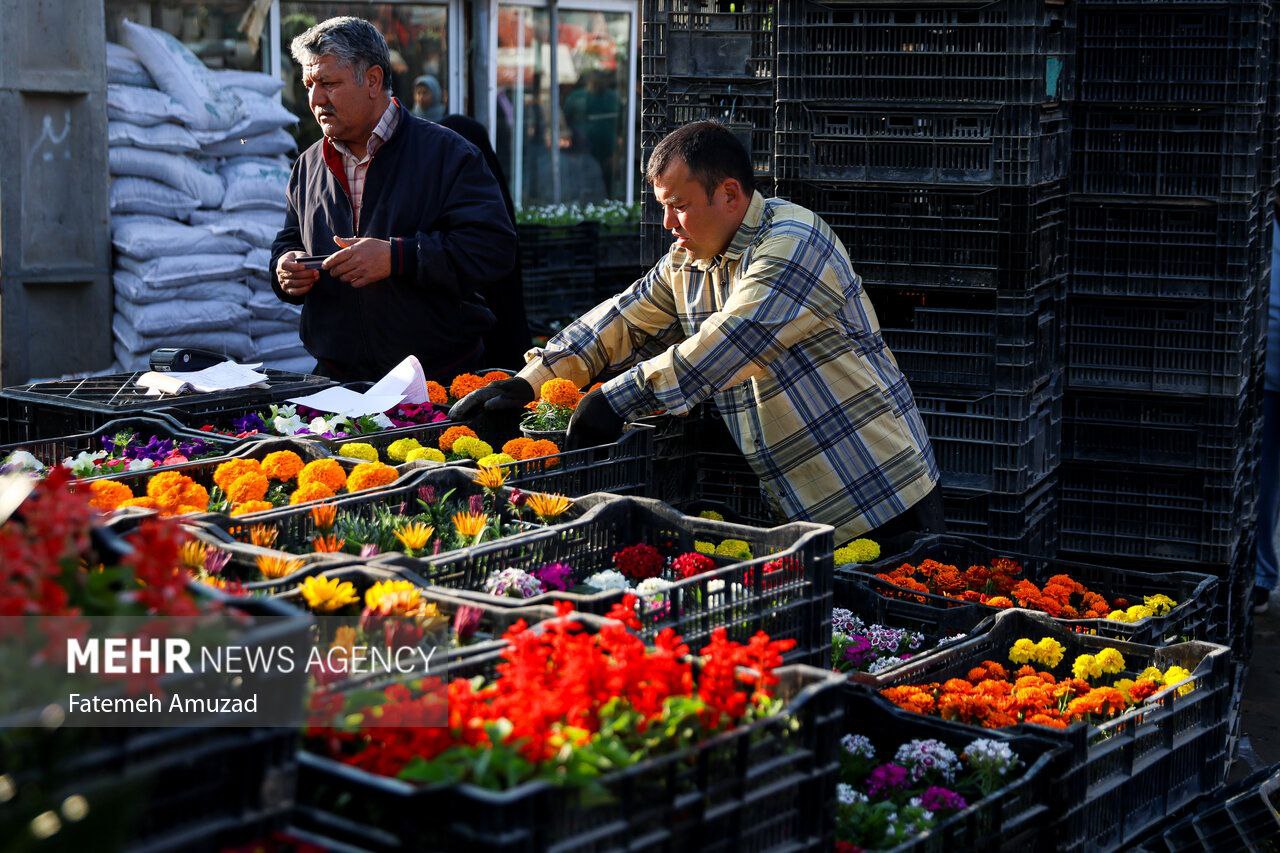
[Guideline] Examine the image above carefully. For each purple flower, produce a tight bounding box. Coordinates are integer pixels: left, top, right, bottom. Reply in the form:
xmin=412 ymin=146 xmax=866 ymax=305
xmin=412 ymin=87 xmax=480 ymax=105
xmin=920 ymin=786 xmax=967 ymax=813
xmin=533 ymin=562 xmax=574 ymax=592
xmin=359 ymin=543 xmax=382 ymax=558
xmin=418 ymin=486 xmax=437 ymax=507
xmin=468 ymin=494 xmax=484 ymax=514
xmin=204 ymin=549 xmax=231 ymax=576
xmin=232 ymin=412 xmax=266 ymax=434
xmin=842 ymin=634 xmax=874 ymax=668
xmin=508 ymin=489 xmax=527 ymax=509
xmin=453 ymin=605 xmax=483 ymax=643
xmin=865 ymin=763 xmax=910 ymax=798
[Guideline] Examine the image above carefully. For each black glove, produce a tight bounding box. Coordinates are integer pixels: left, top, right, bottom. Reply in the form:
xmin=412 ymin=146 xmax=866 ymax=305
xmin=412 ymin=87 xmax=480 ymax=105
xmin=565 ymin=387 xmax=625 ymax=450
xmin=448 ymin=377 xmax=534 ymax=421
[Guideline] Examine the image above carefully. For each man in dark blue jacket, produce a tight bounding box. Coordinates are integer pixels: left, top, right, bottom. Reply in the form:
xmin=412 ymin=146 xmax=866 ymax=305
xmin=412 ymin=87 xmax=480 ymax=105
xmin=272 ymin=16 xmax=516 ymax=382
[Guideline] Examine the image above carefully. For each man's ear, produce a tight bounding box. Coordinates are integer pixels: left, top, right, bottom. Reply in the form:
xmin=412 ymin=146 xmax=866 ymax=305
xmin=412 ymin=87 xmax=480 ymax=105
xmin=366 ymin=64 xmax=384 ymax=97
xmin=721 ymin=178 xmax=744 ymax=209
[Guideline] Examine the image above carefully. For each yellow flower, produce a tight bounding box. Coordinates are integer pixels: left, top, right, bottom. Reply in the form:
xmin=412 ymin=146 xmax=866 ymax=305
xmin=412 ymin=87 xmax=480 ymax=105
xmin=451 ymin=436 xmax=494 ymax=461
xmin=365 ymin=579 xmax=421 ymax=611
xmin=230 ymin=500 xmax=274 ymax=517
xmin=1114 ymin=678 xmax=1136 ymax=701
xmin=1126 ymin=604 xmax=1154 ymax=622
xmin=1108 ymin=610 xmax=1127 ymax=622
xmin=1163 ymin=665 xmax=1194 ymax=696
xmin=1095 ymin=648 xmax=1126 ymax=675
xmin=340 ymin=442 xmax=379 ymax=462
xmin=405 ymin=447 xmax=446 ymax=464
xmin=835 ymin=538 xmax=881 ymax=566
xmin=694 ymin=540 xmax=715 ymax=555
xmin=526 ymin=492 xmax=573 ymax=521
xmin=299 ymin=576 xmax=359 ymax=612
xmin=715 ymin=539 xmax=753 ymax=561
xmin=386 ymin=438 xmax=423 ymax=463
xmin=247 ymin=524 xmax=278 ymax=548
xmin=257 ymin=554 xmax=305 ymax=580
xmin=1034 ymin=638 xmax=1065 ymax=669
xmin=1072 ymin=654 xmax=1102 ymax=681
xmin=394 ymin=522 xmax=434 ymax=553
xmin=452 ymin=510 xmax=489 ymax=540
xmin=1008 ymin=638 xmax=1037 ymax=665
xmin=472 ymin=465 xmax=508 ymax=490
xmin=698 ymin=510 xmax=724 ymax=521
xmin=331 ymin=625 xmax=357 ymax=656
xmin=1138 ymin=666 xmax=1164 ymax=683
xmin=477 ymin=453 xmax=517 ymax=468
xmin=1144 ymin=594 xmax=1176 ymax=616
xmin=179 ymin=540 xmax=208 ymax=571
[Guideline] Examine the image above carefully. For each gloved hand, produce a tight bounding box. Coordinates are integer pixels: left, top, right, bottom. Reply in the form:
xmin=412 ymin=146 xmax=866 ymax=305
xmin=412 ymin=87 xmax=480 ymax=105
xmin=565 ymin=387 xmax=625 ymax=450
xmin=448 ymin=377 xmax=535 ymax=420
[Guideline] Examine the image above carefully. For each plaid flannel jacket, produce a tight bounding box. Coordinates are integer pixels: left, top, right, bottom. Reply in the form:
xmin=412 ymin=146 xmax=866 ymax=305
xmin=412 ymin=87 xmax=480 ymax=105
xmin=518 ymin=192 xmax=939 ymax=542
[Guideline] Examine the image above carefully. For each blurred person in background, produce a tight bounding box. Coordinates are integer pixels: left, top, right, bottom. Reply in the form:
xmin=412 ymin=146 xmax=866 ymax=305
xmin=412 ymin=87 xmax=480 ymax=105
xmin=411 ymin=74 xmax=445 ymax=122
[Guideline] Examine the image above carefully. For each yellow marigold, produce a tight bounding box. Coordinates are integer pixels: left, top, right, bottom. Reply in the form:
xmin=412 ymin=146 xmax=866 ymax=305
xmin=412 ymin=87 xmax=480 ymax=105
xmin=347 ymin=462 xmax=398 ymax=493
xmin=386 ymin=438 xmax=423 ymax=463
xmin=1008 ymin=638 xmax=1037 ymax=665
xmin=1138 ymin=666 xmax=1164 ymax=682
xmin=715 ymin=539 xmax=753 ymax=561
xmin=502 ymin=437 xmax=534 ymax=458
xmin=1035 ymin=638 xmax=1065 ymax=669
xmin=1144 ymin=594 xmax=1177 ymax=616
xmin=477 ymin=453 xmax=517 ymax=468
xmin=698 ymin=509 xmax=725 ymax=521
xmin=1095 ymin=648 xmax=1126 ymax=675
xmin=540 ymin=378 xmax=582 ymax=408
xmin=213 ymin=458 xmax=263 ymax=494
xmin=340 ymin=442 xmax=378 ymax=463
xmin=449 ymin=373 xmax=488 ymax=400
xmin=439 ymin=425 xmax=478 ymax=453
xmin=366 ymin=578 xmax=421 ymax=611
xmin=452 ymin=437 xmax=494 ymax=461
xmin=299 ymin=576 xmax=359 ymax=612
xmin=405 ymin=447 xmax=446 ymax=464
xmin=834 ymin=538 xmax=881 ymax=566
xmin=257 ymin=555 xmax=305 ymax=580
xmin=1113 ymin=678 xmax=1136 ymax=701
xmin=1163 ymin=665 xmax=1194 ymax=696
xmin=261 ymin=450 xmax=304 ymax=482
xmin=230 ymin=500 xmax=274 ymax=517
xmin=425 ymin=381 xmax=448 ymax=406
xmin=119 ymin=497 xmax=158 ymax=510
xmin=297 ymin=459 xmax=347 ymax=493
xmin=522 ymin=439 xmax=561 ymax=465
xmin=695 ymin=540 xmax=715 ymax=555
xmin=290 ymin=481 xmax=336 ymax=505
xmin=228 ymin=471 xmax=270 ymax=505
xmin=1072 ymin=654 xmax=1102 ymax=681
xmin=88 ymin=479 xmax=134 ymax=512
xmin=483 ymin=371 xmax=511 ymax=382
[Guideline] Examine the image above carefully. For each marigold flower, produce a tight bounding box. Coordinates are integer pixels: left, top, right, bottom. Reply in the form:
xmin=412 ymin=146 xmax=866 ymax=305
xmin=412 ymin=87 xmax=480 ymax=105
xmin=230 ymin=500 xmax=274 ymax=517
xmin=449 ymin=373 xmax=489 ymax=400
xmin=438 ymin=425 xmax=478 ymax=453
xmin=405 ymin=446 xmax=447 ymax=465
xmin=522 ymin=439 xmax=561 ymax=464
xmin=1072 ymin=654 xmax=1103 ymax=681
xmin=312 ymin=535 xmax=347 ymax=553
xmin=502 ymin=437 xmax=534 ymax=458
xmin=526 ymin=492 xmax=572 ymax=521
xmin=451 ymin=436 xmax=494 ymax=460
xmin=452 ymin=510 xmax=489 ymax=540
xmin=88 ymin=479 xmax=134 ymax=512
xmin=386 ymin=438 xmax=423 ymax=463
xmin=1095 ymin=647 xmax=1126 ymax=675
xmin=290 ymin=482 xmax=336 ymax=505
xmin=394 ymin=522 xmax=434 ymax=553
xmin=119 ymin=497 xmax=158 ymax=510
xmin=425 ymin=381 xmax=448 ymax=406
xmin=834 ymin=538 xmax=881 ymax=566
xmin=986 ymin=596 xmax=1013 ymax=609
xmin=477 ymin=453 xmax=517 ymax=468
xmin=311 ymin=503 xmax=337 ymax=531
xmin=228 ymin=471 xmax=270 ymax=505
xmin=698 ymin=509 xmax=724 ymax=521
xmin=299 ymin=576 xmax=359 ymax=612
xmin=715 ymin=539 xmax=753 ymax=561
xmin=695 ymin=540 xmax=715 ymax=555
xmin=340 ymin=442 xmax=379 ymax=463
xmin=1034 ymin=638 xmax=1065 ymax=669
xmin=347 ymin=462 xmax=398 ymax=493
xmin=1138 ymin=666 xmax=1164 ymax=682
xmin=213 ymin=458 xmax=263 ymax=494
xmin=366 ymin=579 xmax=421 ymax=611
xmin=246 ymin=524 xmax=279 ymax=548
xmin=298 ymin=459 xmax=346 ymax=493
xmin=540 ymin=378 xmax=582 ymax=408
xmin=1163 ymin=665 xmax=1194 ymax=696
xmin=257 ymin=554 xmax=305 ymax=580
xmin=261 ymin=450 xmax=305 ymax=482
xmin=483 ymin=371 xmax=511 ymax=383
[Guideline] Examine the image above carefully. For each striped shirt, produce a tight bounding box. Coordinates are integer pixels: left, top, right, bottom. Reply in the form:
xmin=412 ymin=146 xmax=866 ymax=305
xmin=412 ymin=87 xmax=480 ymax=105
xmin=329 ymin=99 xmax=400 ymax=231
xmin=518 ymin=191 xmax=939 ymax=543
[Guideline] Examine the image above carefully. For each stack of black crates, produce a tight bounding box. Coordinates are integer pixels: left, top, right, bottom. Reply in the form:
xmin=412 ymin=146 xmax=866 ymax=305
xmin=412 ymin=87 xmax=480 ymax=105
xmin=1061 ymin=0 xmax=1276 ymax=668
xmin=771 ymin=0 xmax=1075 ymax=554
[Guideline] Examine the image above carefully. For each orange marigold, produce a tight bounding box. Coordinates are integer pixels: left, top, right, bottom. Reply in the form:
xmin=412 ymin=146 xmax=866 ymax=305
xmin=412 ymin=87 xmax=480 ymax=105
xmin=228 ymin=471 xmax=270 ymax=505
xmin=483 ymin=371 xmax=511 ymax=382
xmin=347 ymin=462 xmax=398 ymax=493
xmin=439 ymin=425 xmax=478 ymax=453
xmin=118 ymin=496 xmax=158 ymax=510
xmin=540 ymin=378 xmax=582 ymax=408
xmin=502 ymin=437 xmax=534 ymax=458
xmin=261 ymin=450 xmax=305 ymax=482
xmin=146 ymin=472 xmax=209 ymax=515
xmin=297 ymin=459 xmax=346 ymax=493
xmin=425 ymin=380 xmax=448 ymax=406
xmin=449 ymin=373 xmax=488 ymax=400
xmin=522 ymin=439 xmax=561 ymax=466
xmin=230 ymin=500 xmax=274 ymax=517
xmin=88 ymin=480 xmax=134 ymax=512
xmin=290 ymin=481 xmax=336 ymax=505
xmin=213 ymin=458 xmax=263 ymax=494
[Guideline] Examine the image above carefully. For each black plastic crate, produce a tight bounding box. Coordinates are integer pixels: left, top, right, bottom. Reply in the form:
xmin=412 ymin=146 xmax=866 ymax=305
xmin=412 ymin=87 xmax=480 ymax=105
xmin=0 ymin=369 xmax=332 ymax=444
xmin=848 ymin=533 xmax=1220 ymax=646
xmin=517 ymin=222 xmax=597 ymax=273
xmin=641 ymin=0 xmax=776 ymax=81
xmin=857 ymin=609 xmax=1234 ymax=852
xmin=0 ymin=414 xmax=244 ymax=472
xmin=1066 ymin=295 xmax=1259 ymax=397
xmin=1063 ymin=388 xmax=1256 ymax=471
xmin=294 ymin=649 xmax=844 ymax=852
xmin=641 ymin=77 xmax=776 ymax=178
xmin=871 ymin=283 xmax=1063 ymax=392
xmin=916 ymin=371 xmax=1062 ymax=493
xmin=1068 ymin=195 xmax=1267 ymax=301
xmin=940 ymin=473 xmax=1060 ymax=557
xmin=1059 ymin=461 xmax=1253 ymax=566
xmin=595 ymin=223 xmax=644 ymax=273
xmin=522 ymin=266 xmax=599 ymax=326
xmin=1076 ymin=1 xmax=1270 ymax=106
xmin=1072 ymin=105 xmax=1264 ymax=202
xmin=1134 ymin=763 xmax=1280 ymax=851
xmin=776 ymin=0 xmax=1074 ymax=107
xmin=782 ymin=180 xmax=1067 ymax=294
xmin=836 ymin=685 xmax=1069 ymax=851
xmin=776 ymin=102 xmax=1070 ymax=187
xmin=386 ymin=492 xmax=835 ymax=667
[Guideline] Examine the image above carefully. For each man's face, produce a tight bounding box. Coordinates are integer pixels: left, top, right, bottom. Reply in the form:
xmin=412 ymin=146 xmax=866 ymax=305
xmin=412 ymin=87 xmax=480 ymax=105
xmin=654 ymin=159 xmax=741 ymax=262
xmin=302 ymin=54 xmax=381 ymax=144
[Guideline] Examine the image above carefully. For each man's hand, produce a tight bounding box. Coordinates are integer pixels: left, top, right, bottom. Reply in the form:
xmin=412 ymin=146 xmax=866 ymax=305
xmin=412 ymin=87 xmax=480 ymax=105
xmin=325 ymin=236 xmax=391 ymax=288
xmin=565 ymin=388 xmax=624 ymax=450
xmin=448 ymin=377 xmax=535 ymax=421
xmin=277 ymin=249 xmax=319 ymax=297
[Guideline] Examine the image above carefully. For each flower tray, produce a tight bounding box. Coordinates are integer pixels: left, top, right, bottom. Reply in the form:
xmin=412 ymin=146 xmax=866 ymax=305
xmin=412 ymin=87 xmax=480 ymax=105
xmin=838 ymin=684 xmax=1068 ymax=852
xmin=379 ymin=492 xmax=834 ymax=667
xmin=292 ymin=643 xmax=845 ymax=853
xmin=855 ymin=609 xmax=1234 ymax=852
xmin=1132 ymin=762 xmax=1280 ymax=851
xmin=844 ymin=534 xmax=1219 ymax=646
xmin=0 ymin=414 xmax=245 ymax=475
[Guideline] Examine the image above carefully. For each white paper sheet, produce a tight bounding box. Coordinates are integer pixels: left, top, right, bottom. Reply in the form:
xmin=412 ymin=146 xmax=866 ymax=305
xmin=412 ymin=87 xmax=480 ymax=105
xmin=136 ymin=361 xmax=268 ymax=395
xmin=286 ymin=385 xmax=404 ymax=418
xmin=366 ymin=355 xmax=429 ymax=405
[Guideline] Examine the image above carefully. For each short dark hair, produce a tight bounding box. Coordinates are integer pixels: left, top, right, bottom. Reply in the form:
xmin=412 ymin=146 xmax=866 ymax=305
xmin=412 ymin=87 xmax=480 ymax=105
xmin=645 ymin=121 xmax=755 ymax=199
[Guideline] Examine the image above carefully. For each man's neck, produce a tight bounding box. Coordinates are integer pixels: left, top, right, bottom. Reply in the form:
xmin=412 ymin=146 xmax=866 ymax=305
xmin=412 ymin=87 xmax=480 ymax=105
xmin=341 ymin=97 xmax=393 ymax=159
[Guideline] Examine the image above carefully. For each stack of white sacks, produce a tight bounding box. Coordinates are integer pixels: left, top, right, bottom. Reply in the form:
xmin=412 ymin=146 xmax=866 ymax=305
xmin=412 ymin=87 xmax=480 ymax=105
xmin=106 ymin=19 xmax=313 ymax=374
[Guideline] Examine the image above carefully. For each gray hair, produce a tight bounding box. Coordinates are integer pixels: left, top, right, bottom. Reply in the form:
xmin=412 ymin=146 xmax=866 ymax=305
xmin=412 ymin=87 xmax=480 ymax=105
xmin=290 ymin=17 xmax=392 ymax=92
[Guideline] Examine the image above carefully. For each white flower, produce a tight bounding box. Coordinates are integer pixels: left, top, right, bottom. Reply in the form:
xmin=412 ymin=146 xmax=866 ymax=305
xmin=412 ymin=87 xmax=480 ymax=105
xmin=65 ymin=450 xmax=107 ymax=477
xmin=482 ymin=568 xmax=545 ymax=599
xmin=895 ymin=738 xmax=960 ymax=783
xmin=582 ymin=570 xmax=631 ymax=592
xmin=836 ymin=783 xmax=866 ymax=805
xmin=126 ymin=458 xmax=156 ymax=472
xmin=272 ymin=413 xmax=306 ymax=435
xmin=963 ymin=738 xmax=1019 ymax=775
xmin=635 ymin=577 xmax=673 ymax=600
xmin=2 ymin=450 xmax=46 ymax=474
xmin=368 ymin=413 xmax=394 ymax=429
xmin=840 ymin=734 xmax=876 ymax=760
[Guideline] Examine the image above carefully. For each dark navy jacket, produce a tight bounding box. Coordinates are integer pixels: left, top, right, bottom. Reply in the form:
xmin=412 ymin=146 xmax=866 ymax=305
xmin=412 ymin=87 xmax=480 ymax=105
xmin=271 ymin=103 xmax=516 ymax=381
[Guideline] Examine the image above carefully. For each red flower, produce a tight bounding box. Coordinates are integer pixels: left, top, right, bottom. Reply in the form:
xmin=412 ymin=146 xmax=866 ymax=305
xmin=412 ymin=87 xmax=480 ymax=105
xmin=613 ymin=543 xmax=665 ymax=581
xmin=672 ymin=552 xmax=716 ymax=579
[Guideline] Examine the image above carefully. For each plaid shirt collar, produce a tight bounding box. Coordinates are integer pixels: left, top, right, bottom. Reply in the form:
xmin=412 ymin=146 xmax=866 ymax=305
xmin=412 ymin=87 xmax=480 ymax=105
xmin=331 ymin=98 xmax=401 ymax=163
xmin=680 ymin=191 xmax=767 ymax=272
